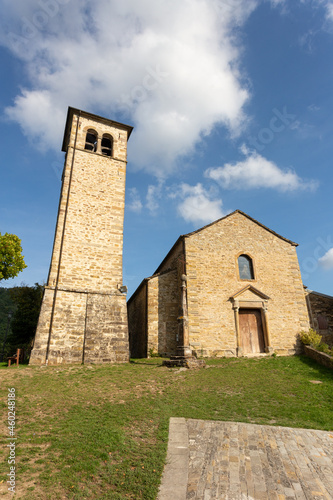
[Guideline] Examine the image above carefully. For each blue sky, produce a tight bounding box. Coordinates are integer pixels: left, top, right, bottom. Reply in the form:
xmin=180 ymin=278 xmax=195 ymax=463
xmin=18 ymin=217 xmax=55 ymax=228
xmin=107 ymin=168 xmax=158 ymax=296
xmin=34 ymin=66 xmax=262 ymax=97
xmin=0 ymin=0 xmax=333 ymax=297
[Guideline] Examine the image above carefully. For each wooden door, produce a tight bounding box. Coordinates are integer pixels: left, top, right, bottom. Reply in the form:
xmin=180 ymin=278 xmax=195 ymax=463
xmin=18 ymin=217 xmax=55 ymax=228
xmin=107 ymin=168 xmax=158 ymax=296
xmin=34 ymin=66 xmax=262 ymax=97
xmin=239 ymin=309 xmax=265 ymax=354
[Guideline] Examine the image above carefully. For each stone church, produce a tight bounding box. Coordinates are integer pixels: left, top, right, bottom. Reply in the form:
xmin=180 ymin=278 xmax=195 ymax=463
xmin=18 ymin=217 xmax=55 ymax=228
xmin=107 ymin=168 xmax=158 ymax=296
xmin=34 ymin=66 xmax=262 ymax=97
xmin=30 ymin=107 xmax=332 ymax=365
xmin=128 ymin=210 xmax=312 ymax=358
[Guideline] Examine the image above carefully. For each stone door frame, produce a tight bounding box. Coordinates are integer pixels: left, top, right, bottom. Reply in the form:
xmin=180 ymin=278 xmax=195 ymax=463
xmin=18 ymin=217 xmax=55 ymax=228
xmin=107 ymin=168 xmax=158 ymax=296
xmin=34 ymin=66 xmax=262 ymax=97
xmin=238 ymin=307 xmax=266 ymax=355
xmin=230 ymin=286 xmax=273 ymax=357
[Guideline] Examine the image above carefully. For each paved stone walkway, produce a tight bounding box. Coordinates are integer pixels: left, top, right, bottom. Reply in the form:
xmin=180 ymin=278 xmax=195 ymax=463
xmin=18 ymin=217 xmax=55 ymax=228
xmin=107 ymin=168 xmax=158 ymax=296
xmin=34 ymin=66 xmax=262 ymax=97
xmin=158 ymin=418 xmax=333 ymax=500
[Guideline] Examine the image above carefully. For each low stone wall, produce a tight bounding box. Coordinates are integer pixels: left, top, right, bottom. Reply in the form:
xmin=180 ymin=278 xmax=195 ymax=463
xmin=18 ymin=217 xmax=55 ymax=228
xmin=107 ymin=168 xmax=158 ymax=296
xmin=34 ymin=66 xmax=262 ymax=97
xmin=305 ymin=291 xmax=333 ymax=347
xmin=304 ymin=345 xmax=333 ymax=370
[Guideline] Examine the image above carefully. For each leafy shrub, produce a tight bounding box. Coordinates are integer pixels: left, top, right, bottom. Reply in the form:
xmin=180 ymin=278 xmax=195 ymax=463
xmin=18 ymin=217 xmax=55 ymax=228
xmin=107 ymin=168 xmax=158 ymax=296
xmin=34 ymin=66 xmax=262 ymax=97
xmin=317 ymin=343 xmax=333 ymax=356
xmin=299 ymin=329 xmax=333 ymax=356
xmin=299 ymin=328 xmax=322 ymax=348
xmin=148 ymin=348 xmax=160 ymax=358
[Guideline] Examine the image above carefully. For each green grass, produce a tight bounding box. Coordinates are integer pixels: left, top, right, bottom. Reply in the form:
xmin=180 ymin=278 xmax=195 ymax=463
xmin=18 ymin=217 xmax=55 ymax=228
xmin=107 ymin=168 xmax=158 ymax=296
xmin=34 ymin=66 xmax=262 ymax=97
xmin=0 ymin=355 xmax=333 ymax=499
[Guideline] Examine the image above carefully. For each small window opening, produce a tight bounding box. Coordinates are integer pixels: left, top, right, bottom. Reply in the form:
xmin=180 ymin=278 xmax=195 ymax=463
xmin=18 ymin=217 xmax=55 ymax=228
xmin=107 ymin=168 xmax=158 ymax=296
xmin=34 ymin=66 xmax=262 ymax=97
xmin=101 ymin=135 xmax=113 ymax=157
xmin=238 ymin=254 xmax=254 ymax=280
xmin=85 ymin=129 xmax=97 ymax=152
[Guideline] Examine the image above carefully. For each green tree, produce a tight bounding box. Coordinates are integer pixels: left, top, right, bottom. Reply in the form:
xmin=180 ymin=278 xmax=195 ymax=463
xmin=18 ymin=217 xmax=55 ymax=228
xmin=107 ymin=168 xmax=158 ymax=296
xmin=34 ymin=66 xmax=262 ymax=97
xmin=8 ymin=283 xmax=43 ymax=353
xmin=0 ymin=233 xmax=27 ymax=281
xmin=0 ymin=288 xmax=14 ymax=334
xmin=0 ymin=288 xmax=15 ymax=360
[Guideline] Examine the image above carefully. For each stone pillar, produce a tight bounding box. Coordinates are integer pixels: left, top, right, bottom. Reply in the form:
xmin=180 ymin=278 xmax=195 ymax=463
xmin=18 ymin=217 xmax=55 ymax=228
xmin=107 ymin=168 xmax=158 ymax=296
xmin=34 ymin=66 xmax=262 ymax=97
xmin=233 ymin=300 xmax=243 ymax=357
xmin=96 ymin=136 xmax=102 ymax=154
xmin=262 ymin=303 xmax=274 ymax=354
xmin=177 ymin=274 xmax=192 ymax=358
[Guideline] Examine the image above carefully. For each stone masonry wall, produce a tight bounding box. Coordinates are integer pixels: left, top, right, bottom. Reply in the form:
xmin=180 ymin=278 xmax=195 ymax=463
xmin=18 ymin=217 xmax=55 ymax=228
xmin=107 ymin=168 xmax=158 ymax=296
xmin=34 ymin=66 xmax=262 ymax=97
xmin=30 ymin=110 xmax=130 ymax=365
xmin=155 ymin=239 xmax=184 ymax=275
xmin=48 ymin=127 xmax=128 ymax=292
xmin=31 ymin=289 xmax=128 ymax=365
xmin=304 ymin=345 xmax=333 ymax=370
xmin=184 ymin=212 xmax=309 ymax=357
xmin=30 ymin=288 xmax=86 ymax=364
xmin=128 ymin=282 xmax=148 ymax=358
xmin=127 ymin=239 xmax=184 ymax=358
xmin=147 ymin=270 xmax=179 ymax=357
xmin=84 ymin=293 xmax=128 ymax=364
xmin=306 ymin=291 xmax=333 ymax=347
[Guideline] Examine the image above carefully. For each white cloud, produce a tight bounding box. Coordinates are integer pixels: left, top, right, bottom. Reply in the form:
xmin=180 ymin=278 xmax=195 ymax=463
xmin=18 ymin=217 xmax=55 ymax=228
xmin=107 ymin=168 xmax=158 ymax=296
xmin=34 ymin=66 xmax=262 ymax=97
xmin=308 ymin=104 xmax=320 ymax=111
xmin=326 ymin=1 xmax=333 ymax=21
xmin=205 ymin=147 xmax=319 ymax=192
xmin=269 ymin=0 xmax=287 ymax=6
xmin=270 ymin=0 xmax=333 ymax=20
xmin=175 ymin=183 xmax=225 ymax=225
xmin=303 ymin=1 xmax=333 ymax=23
xmin=0 ymin=0 xmax=257 ymax=175
xmin=2 ymin=1 xmax=331 ymax=175
xmin=127 ymin=188 xmax=143 ymax=213
xmin=146 ymin=181 xmax=164 ymax=214
xmin=318 ymin=248 xmax=333 ymax=269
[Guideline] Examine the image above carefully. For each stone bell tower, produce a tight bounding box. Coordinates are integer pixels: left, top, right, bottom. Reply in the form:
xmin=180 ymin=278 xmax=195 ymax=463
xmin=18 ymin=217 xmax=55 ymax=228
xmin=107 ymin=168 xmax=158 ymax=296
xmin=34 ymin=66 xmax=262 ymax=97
xmin=30 ymin=107 xmax=133 ymax=365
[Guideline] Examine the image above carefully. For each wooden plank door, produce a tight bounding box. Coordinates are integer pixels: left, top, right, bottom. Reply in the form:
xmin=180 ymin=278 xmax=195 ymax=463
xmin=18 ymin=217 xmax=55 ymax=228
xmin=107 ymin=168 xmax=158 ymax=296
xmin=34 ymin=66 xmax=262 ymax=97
xmin=239 ymin=309 xmax=265 ymax=354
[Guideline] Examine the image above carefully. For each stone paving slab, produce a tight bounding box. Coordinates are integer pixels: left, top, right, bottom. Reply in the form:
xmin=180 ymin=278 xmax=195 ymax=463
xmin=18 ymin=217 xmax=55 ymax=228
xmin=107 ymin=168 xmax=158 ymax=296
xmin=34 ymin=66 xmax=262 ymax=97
xmin=158 ymin=418 xmax=333 ymax=500
xmin=158 ymin=417 xmax=189 ymax=500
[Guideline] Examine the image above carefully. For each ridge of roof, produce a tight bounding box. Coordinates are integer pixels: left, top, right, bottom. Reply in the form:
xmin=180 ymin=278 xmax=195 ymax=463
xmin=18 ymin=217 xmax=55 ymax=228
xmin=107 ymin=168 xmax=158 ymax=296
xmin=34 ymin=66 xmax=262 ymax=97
xmin=182 ymin=209 xmax=298 ymax=246
xmin=152 ymin=210 xmax=297 ymax=278
xmin=306 ymin=289 xmax=333 ymax=300
xmin=153 ymin=236 xmax=185 ymax=276
xmin=128 ymin=210 xmax=298 ymax=304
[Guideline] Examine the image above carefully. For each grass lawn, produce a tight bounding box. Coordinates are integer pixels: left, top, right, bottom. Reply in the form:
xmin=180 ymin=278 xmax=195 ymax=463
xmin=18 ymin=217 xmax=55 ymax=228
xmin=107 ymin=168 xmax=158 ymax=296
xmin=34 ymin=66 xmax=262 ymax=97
xmin=1 ymin=355 xmax=333 ymax=499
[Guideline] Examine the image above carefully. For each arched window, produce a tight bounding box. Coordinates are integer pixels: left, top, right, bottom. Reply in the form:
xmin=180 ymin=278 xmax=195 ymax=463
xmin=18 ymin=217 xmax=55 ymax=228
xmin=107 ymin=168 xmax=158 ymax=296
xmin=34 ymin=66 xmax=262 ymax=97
xmin=238 ymin=255 xmax=254 ymax=280
xmin=85 ymin=129 xmax=97 ymax=152
xmin=101 ymin=134 xmax=113 ymax=157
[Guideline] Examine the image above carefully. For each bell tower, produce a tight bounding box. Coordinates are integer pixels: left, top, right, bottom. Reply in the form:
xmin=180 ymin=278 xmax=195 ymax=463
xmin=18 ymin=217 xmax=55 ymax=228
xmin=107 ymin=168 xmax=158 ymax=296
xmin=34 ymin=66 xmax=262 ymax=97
xmin=30 ymin=107 xmax=133 ymax=365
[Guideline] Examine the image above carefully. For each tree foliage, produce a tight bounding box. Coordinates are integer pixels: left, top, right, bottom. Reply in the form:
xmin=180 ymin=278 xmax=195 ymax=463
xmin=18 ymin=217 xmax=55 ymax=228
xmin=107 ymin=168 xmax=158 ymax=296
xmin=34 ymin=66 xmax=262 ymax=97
xmin=0 ymin=288 xmax=15 ymax=355
xmin=8 ymin=283 xmax=43 ymax=351
xmin=0 ymin=233 xmax=27 ymax=281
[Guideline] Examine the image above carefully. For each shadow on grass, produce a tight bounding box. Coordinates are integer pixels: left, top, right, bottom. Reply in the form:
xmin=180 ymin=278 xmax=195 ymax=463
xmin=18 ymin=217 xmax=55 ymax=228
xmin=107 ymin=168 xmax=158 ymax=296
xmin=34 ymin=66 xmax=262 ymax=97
xmin=130 ymin=358 xmax=164 ymax=367
xmin=0 ymin=360 xmax=30 ymax=369
xmin=298 ymin=354 xmax=333 ymax=380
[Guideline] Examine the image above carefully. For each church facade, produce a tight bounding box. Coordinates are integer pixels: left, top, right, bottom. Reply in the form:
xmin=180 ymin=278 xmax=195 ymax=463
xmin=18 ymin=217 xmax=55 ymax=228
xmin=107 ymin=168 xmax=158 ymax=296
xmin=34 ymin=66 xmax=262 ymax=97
xmin=128 ymin=210 xmax=311 ymax=358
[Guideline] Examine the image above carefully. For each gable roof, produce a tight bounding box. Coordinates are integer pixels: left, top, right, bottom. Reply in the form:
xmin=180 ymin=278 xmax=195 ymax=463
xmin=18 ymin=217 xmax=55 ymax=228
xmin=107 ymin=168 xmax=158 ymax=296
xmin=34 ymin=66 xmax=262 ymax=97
xmin=128 ymin=210 xmax=298 ymax=302
xmin=183 ymin=210 xmax=298 ymax=246
xmin=305 ymin=288 xmax=333 ymax=300
xmin=153 ymin=209 xmax=297 ymax=276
